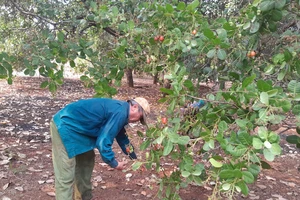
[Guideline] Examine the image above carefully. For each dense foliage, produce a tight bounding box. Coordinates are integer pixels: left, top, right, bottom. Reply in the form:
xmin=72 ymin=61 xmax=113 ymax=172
xmin=1 ymin=0 xmax=300 ymax=199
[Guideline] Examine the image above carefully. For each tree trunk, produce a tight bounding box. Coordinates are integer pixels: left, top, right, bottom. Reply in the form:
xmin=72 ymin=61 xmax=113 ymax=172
xmin=126 ymin=69 xmax=134 ymax=87
xmin=153 ymin=72 xmax=159 ymax=85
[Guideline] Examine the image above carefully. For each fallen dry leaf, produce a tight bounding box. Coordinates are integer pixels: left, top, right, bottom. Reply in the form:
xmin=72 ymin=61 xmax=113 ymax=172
xmin=15 ymin=186 xmax=24 ymax=192
xmin=41 ymin=184 xmax=55 ymax=193
xmin=47 ymin=192 xmax=55 ymax=197
xmin=28 ymin=167 xmax=43 ymax=172
xmin=3 ymin=182 xmax=10 ymax=190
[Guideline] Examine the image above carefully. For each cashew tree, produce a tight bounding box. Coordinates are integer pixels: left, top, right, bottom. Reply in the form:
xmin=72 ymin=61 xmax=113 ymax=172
xmin=1 ymin=0 xmax=300 ymax=199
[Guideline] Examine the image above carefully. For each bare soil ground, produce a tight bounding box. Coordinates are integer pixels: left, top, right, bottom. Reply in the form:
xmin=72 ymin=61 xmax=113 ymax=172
xmin=0 ymin=76 xmax=300 ymax=200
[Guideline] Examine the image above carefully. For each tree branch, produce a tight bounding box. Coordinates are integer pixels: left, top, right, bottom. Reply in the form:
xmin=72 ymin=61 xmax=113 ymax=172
xmin=11 ymin=1 xmax=120 ymax=38
xmin=10 ymin=1 xmax=58 ymax=26
xmin=80 ymin=21 xmax=119 ymax=37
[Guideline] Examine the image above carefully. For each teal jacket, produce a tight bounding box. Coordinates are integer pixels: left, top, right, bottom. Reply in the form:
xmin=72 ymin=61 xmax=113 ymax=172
xmin=53 ymin=98 xmax=137 ymax=168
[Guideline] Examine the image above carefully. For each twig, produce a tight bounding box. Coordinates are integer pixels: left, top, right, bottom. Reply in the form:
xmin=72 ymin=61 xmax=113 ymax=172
xmin=10 ymin=1 xmax=71 ymax=27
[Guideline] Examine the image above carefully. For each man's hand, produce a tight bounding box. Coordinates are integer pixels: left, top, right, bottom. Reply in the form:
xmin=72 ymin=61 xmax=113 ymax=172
xmin=115 ymin=160 xmax=128 ymax=170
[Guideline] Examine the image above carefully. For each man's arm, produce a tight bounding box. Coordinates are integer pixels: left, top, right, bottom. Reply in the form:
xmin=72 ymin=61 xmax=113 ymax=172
xmin=96 ymin=112 xmax=128 ymax=168
xmin=116 ymin=128 xmax=137 ymax=159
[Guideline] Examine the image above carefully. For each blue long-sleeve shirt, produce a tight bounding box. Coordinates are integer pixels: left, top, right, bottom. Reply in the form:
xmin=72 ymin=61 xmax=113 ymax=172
xmin=52 ymin=98 xmax=136 ymax=168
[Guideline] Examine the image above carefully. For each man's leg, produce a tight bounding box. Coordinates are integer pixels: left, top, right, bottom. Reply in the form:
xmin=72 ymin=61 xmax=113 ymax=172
xmin=50 ymin=120 xmax=76 ymax=200
xmin=74 ymin=150 xmax=95 ymax=200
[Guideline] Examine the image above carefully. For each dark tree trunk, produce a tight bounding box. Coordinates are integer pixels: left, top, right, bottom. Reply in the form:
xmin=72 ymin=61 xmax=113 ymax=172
xmin=153 ymin=72 xmax=159 ymax=85
xmin=126 ymin=69 xmax=134 ymax=87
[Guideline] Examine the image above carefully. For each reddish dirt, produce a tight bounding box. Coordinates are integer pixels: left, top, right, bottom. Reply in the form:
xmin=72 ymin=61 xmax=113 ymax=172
xmin=0 ymin=76 xmax=300 ymax=200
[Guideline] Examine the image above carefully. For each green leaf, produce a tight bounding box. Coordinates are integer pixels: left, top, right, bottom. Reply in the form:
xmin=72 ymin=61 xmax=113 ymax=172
xmin=242 ymin=171 xmax=255 ymax=183
xmin=216 ymin=28 xmax=227 ymax=39
xmin=242 ymin=74 xmax=256 ymax=88
xmin=271 ymin=9 xmax=283 ymax=21
xmin=272 ymin=53 xmax=285 ymax=64
xmin=248 ymin=164 xmax=260 ymax=177
xmin=207 ymin=49 xmax=216 ymax=58
xmin=209 ymin=158 xmax=223 ymax=168
xmin=208 ymin=139 xmax=215 ymax=149
xmin=257 ymin=80 xmax=272 ymax=91
xmin=140 ymin=139 xmax=151 ymax=150
xmin=2 ymin=61 xmax=12 ymax=73
xmin=277 ymin=69 xmax=286 ymax=81
xmin=163 ymin=140 xmax=173 ymax=156
xmin=168 ymin=132 xmax=179 ymax=144
xmin=80 ymin=75 xmax=89 ymax=82
xmin=191 ymin=40 xmax=197 ymax=47
xmin=259 ymin=1 xmax=275 ymax=12
xmin=260 ymin=92 xmax=269 ymax=105
xmin=165 ymin=4 xmax=174 ymax=13
xmin=132 ymin=162 xmax=143 ymax=171
xmin=296 ymin=127 xmax=300 ymax=135
xmin=292 ymin=105 xmax=300 ymax=115
xmin=219 ymin=169 xmax=241 ymax=179
xmin=236 ymin=119 xmax=248 ymax=128
xmin=155 ymin=135 xmax=165 ymax=144
xmin=69 ymin=60 xmax=75 ymax=68
xmin=261 ymin=161 xmax=272 ymax=169
xmin=263 ymin=149 xmax=275 ymax=161
xmin=268 ymin=132 xmax=279 ymax=143
xmin=111 ymin=6 xmax=119 ymax=16
xmin=280 ymin=100 xmax=291 ymax=112
xmin=183 ymin=79 xmax=194 ymax=91
xmin=49 ymin=82 xmax=57 ymax=93
xmin=258 ymin=127 xmax=268 ymax=140
xmin=160 ymin=87 xmax=174 ymax=95
xmin=192 ymin=164 xmax=204 ymax=176
xmin=186 ymin=0 xmax=200 ymax=11
xmin=227 ymin=144 xmax=248 ymax=157
xmin=193 ymin=176 xmax=203 ymax=185
xmin=268 ymin=114 xmax=285 ymax=124
xmin=288 ymin=80 xmax=300 ymax=94
xmin=294 ymin=94 xmax=300 ymax=101
xmin=39 ymin=80 xmax=48 ymax=88
xmin=222 ymin=183 xmax=231 ymax=190
xmin=181 ymin=171 xmax=191 ymax=178
xmin=286 ymin=135 xmax=300 ymax=144
xmin=250 ymin=21 xmax=260 ymax=33
xmin=236 ymin=181 xmax=249 ymax=195
xmin=177 ymin=2 xmax=186 ymax=10
xmin=7 ymin=77 xmax=12 ymax=84
xmin=32 ymin=57 xmax=40 ymax=66
xmin=136 ymin=131 xmax=144 ymax=137
xmin=270 ymin=143 xmax=282 ymax=155
xmin=275 ymin=0 xmax=286 ymax=9
xmin=238 ymin=132 xmax=252 ymax=145
xmin=265 ymin=64 xmax=274 ymax=74
xmin=177 ymin=136 xmax=190 ymax=145
xmin=253 ymin=138 xmax=263 ymax=149
xmin=217 ymin=49 xmax=226 ymax=60
xmin=202 ymin=142 xmax=210 ymax=151
xmin=57 ymin=32 xmax=64 ymax=43
xmin=243 ymin=22 xmax=251 ymax=30
xmin=0 ymin=65 xmax=7 ymax=77
xmin=128 ymin=20 xmax=135 ymax=30
xmin=267 ymin=89 xmax=278 ymax=97
xmin=218 ymin=121 xmax=228 ymax=133
xmin=203 ymin=28 xmax=215 ymax=39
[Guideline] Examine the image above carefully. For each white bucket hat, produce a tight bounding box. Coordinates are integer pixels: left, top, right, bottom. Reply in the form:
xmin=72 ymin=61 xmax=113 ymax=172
xmin=133 ymin=97 xmax=150 ymax=126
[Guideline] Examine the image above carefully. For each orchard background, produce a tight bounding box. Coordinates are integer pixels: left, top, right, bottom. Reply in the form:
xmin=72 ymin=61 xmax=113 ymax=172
xmin=1 ymin=0 xmax=300 ymax=199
